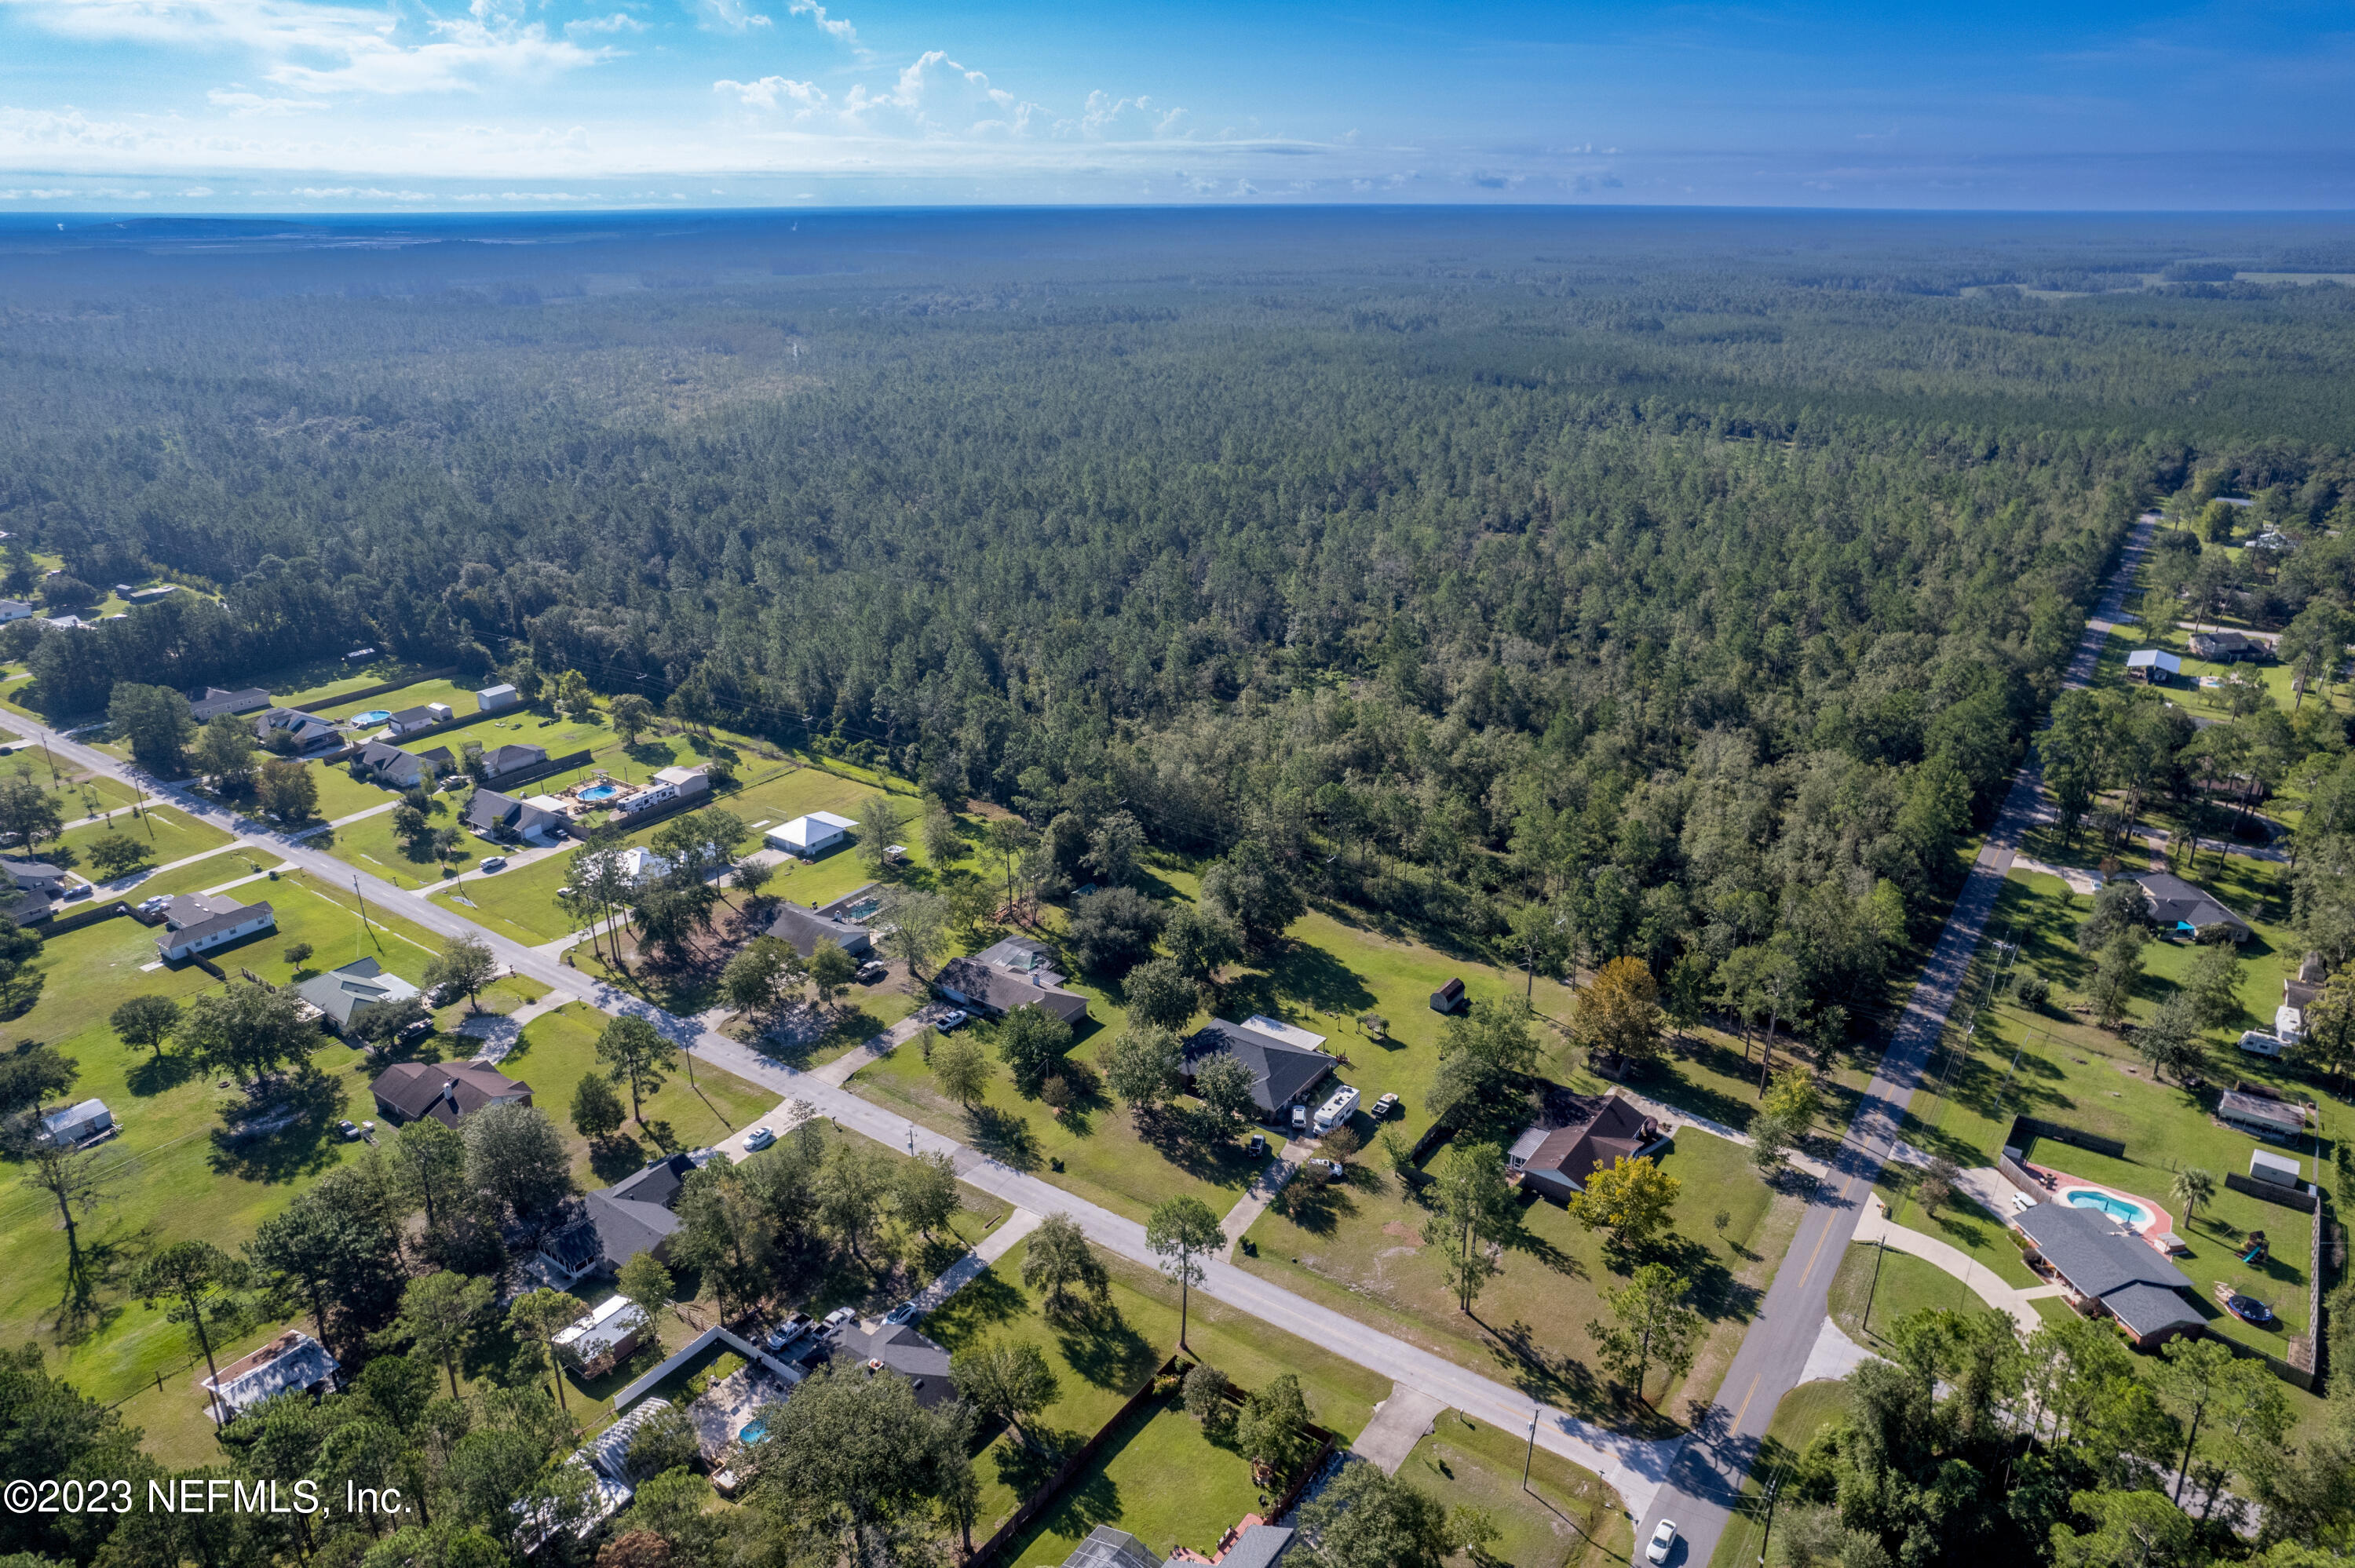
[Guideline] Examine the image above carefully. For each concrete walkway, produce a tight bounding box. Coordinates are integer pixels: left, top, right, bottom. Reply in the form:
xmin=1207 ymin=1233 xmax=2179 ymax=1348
xmin=1221 ymin=1141 xmax=1306 ymax=1260
xmin=1800 ymin=1318 xmax=1879 ymax=1384
xmin=1852 ymin=1195 xmax=2054 ymax=1337
xmin=1351 ymin=1386 xmax=1448 ymax=1475
xmin=1610 ymin=1085 xmax=1832 ymax=1182
xmin=898 ymin=1208 xmax=1044 ymax=1322
xmin=808 ymin=1006 xmax=946 ymax=1088
xmin=459 ymin=997 xmax=564 ymax=1063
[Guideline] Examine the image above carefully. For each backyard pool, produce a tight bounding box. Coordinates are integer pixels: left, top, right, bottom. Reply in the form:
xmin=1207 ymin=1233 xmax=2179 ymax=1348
xmin=578 ymin=783 xmax=622 ymax=803
xmin=2065 ymin=1190 xmax=2149 ymax=1227
xmin=842 ymin=897 xmax=881 ymax=921
xmin=353 ymin=709 xmax=391 ymax=724
xmin=737 ymin=1418 xmax=769 ymax=1446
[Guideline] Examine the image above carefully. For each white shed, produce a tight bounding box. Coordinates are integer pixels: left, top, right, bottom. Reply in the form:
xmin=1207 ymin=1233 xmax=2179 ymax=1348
xmin=765 ymin=811 xmax=858 ymax=859
xmin=477 ymin=683 xmax=520 ymax=712
xmin=40 ymin=1098 xmax=112 ymax=1146
xmin=2249 ymin=1148 xmax=2304 ymax=1188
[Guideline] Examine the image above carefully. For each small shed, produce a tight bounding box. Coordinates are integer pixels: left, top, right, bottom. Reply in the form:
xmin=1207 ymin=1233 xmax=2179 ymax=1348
xmin=1429 ymin=976 xmax=1466 ymax=1014
xmin=2249 ymin=1148 xmax=2304 ymax=1188
xmin=2125 ymin=649 xmax=2182 ymax=685
xmin=476 ymin=683 xmax=521 ymax=712
xmin=40 ymin=1098 xmax=112 ymax=1146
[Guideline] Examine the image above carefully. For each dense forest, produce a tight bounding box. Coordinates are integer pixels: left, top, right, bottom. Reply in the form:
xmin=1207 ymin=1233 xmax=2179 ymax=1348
xmin=11 ymin=210 xmax=2355 ymax=1042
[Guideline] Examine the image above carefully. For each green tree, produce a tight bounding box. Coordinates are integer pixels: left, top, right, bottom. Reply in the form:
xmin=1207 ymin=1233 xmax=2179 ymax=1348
xmin=719 ymin=934 xmax=799 ymax=1018
xmin=255 ymin=757 xmax=319 ymax=822
xmin=1182 ymin=1361 xmax=1232 ymax=1433
xmin=386 ymin=1269 xmax=498 ymax=1398
xmin=818 ymin=1140 xmax=893 ymax=1259
xmin=595 ymin=1013 xmax=675 ymax=1122
xmin=1569 ymin=956 xmax=1666 ymax=1067
xmin=108 ymin=683 xmax=195 ymax=775
xmin=874 ymin=886 xmax=949 ymax=976
xmin=933 ymin=1033 xmax=991 ymax=1106
xmin=2134 ymin=992 xmax=2208 ymax=1085
xmin=508 ymin=1288 xmax=586 ymax=1411
xmin=856 ymin=793 xmax=907 ymax=873
xmin=2168 ymin=1166 xmax=2216 ymax=1230
xmin=182 ymin=982 xmax=316 ymax=1082
xmin=754 ymin=1360 xmax=974 ymax=1566
xmin=948 ymin=1339 xmax=1059 ymax=1447
xmin=615 ymin=1253 xmax=675 ymax=1322
xmin=0 ymin=772 xmax=60 ymax=851
xmin=1190 ymin=1050 xmax=1257 ymax=1127
xmin=2090 ymin=928 xmax=2145 ymax=1030
xmin=1237 ymin=1371 xmax=1316 ymax=1481
xmin=423 ymin=932 xmax=499 ymax=1012
xmin=2049 ymin=1489 xmax=2197 ymax=1568
xmin=195 ymin=712 xmax=259 ymax=789
xmin=1124 ymin=955 xmax=1199 ymax=1032
xmin=461 ymin=1102 xmax=573 ymax=1223
xmin=2152 ymin=1336 xmax=2238 ymax=1505
xmin=2182 ymin=942 xmax=2244 ymax=1030
xmin=385 ymin=1114 xmax=466 ymax=1232
xmin=84 ymin=833 xmax=149 ymax=880
xmin=1422 ymin=1139 xmax=1517 ymax=1312
xmin=805 ymin=938 xmax=858 ymax=1008
xmin=997 ymin=1001 xmax=1072 ymax=1096
xmin=921 ymin=804 xmax=962 ymax=867
xmin=1566 ymin=1154 xmax=1680 ymax=1255
xmin=1145 ymin=1194 xmax=1225 ymax=1348
xmin=110 ymin=994 xmax=180 ymax=1063
xmin=1163 ymin=899 xmax=1242 ymax=983
xmin=569 ymin=1072 xmax=626 ymax=1140
xmin=608 ymin=693 xmax=655 ymax=743
xmin=132 ymin=1240 xmax=246 ymax=1426
xmin=1020 ymin=1212 xmax=1110 ymax=1322
xmin=1199 ymin=848 xmax=1303 ymax=953
xmin=1101 ymin=1023 xmax=1182 ymax=1114
xmin=893 ymin=1149 xmax=959 ymax=1240
xmin=1295 ymin=1461 xmax=1449 ymax=1568
xmin=1586 ymin=1262 xmax=1703 ymax=1406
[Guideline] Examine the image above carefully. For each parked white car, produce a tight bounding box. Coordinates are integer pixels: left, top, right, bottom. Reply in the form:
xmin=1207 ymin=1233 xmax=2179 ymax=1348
xmin=1646 ymin=1521 xmax=1678 ymax=1565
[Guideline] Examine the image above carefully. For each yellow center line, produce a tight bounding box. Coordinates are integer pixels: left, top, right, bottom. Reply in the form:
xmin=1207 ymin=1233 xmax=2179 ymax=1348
xmin=1729 ymin=1372 xmax=1762 ymax=1431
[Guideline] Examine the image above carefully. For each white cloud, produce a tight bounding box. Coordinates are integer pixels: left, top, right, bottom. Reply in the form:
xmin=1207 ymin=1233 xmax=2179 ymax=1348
xmin=208 ymin=87 xmax=330 ymax=113
xmin=0 ymin=187 xmax=79 ymax=198
xmin=692 ymin=0 xmax=768 ymax=33
xmin=565 ymin=10 xmax=644 ymax=32
xmin=715 ymin=74 xmax=825 ymax=110
xmin=181 ymin=184 xmax=214 ymax=194
xmin=784 ymin=0 xmax=856 ymax=49
xmin=288 ymin=184 xmax=430 ymax=196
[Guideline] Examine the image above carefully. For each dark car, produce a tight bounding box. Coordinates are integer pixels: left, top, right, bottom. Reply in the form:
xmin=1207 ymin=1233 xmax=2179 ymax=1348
xmin=2226 ymin=1295 xmax=2276 ymax=1326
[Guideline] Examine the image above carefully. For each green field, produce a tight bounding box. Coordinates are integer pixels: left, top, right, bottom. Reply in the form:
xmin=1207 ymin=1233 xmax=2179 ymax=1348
xmin=319 ymin=794 xmax=469 ymax=891
xmin=505 ymin=1001 xmax=778 ymax=1186
xmin=53 ymin=804 xmax=232 ymax=884
xmin=1238 ymin=1129 xmax=1787 ymax=1430
xmin=925 ymin=1234 xmax=1386 ymax=1549
xmin=315 ymin=676 xmax=485 ymax=724
xmin=1707 ymin=1380 xmax=1853 ymax=1568
xmin=1826 ymin=1242 xmax=1984 ymax=1347
xmin=1401 ymin=1409 xmax=1631 ymax=1568
xmin=123 ymin=851 xmax=270 ymax=900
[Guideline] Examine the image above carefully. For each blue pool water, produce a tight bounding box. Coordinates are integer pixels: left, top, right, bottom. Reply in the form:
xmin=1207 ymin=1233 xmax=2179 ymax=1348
xmin=2066 ymin=1191 xmax=2149 ymax=1227
xmin=737 ymin=1419 xmax=769 ymax=1445
xmin=842 ymin=898 xmax=881 ymax=921
xmin=353 ymin=709 xmax=390 ymax=724
xmin=579 ymin=783 xmax=622 ymax=802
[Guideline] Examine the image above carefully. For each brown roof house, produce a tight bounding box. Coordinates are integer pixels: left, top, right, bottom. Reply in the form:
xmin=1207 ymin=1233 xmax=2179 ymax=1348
xmin=370 ymin=1059 xmax=532 ymax=1126
xmin=934 ymin=935 xmax=1090 ymax=1026
xmin=1508 ymin=1094 xmax=1671 ymax=1204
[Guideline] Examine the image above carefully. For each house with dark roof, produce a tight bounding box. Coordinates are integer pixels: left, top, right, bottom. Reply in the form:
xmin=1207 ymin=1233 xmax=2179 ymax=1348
xmin=936 ymin=954 xmax=1090 ymax=1026
xmin=766 ymin=899 xmax=873 ymax=961
xmin=462 ymin=787 xmax=571 ymax=844
xmin=203 ymin=1331 xmax=341 ymax=1422
xmin=477 ymin=742 xmax=550 ymax=785
xmin=155 ymin=894 xmax=275 ymax=960
xmin=580 ymin=1153 xmax=700 ymax=1272
xmin=2129 ymin=872 xmax=2252 ymax=943
xmin=2010 ymin=1201 xmax=2204 ymax=1348
xmin=370 ymin=1059 xmax=532 ymax=1126
xmin=1507 ymin=1094 xmax=1672 ymax=1203
xmin=2 ymin=857 xmax=68 ymax=897
xmin=1181 ymin=1018 xmax=1335 ymax=1122
xmin=298 ymin=957 xmax=422 ymax=1036
xmin=253 ymin=708 xmax=342 ymax=752
xmin=2189 ymin=629 xmax=2266 ymax=662
xmin=1217 ymin=1525 xmax=1298 ymax=1568
xmin=352 ymin=740 xmax=453 ymax=790
xmin=2217 ymin=1088 xmax=2308 ymax=1143
xmin=188 ymin=685 xmax=271 ymax=723
xmin=385 ymin=702 xmax=454 ymax=737
xmin=828 ymin=1320 xmax=958 ymax=1409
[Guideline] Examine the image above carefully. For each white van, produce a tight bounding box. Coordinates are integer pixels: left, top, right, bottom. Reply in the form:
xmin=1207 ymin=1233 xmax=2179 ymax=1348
xmin=1312 ymin=1085 xmax=1360 ymax=1135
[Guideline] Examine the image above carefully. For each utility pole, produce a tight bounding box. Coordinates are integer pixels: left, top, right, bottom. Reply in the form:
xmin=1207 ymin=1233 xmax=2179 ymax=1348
xmin=1757 ymin=1468 xmax=1784 ymax=1568
xmin=1523 ymin=1406 xmax=1539 ymax=1491
xmin=1861 ymin=1234 xmax=1887 ymax=1341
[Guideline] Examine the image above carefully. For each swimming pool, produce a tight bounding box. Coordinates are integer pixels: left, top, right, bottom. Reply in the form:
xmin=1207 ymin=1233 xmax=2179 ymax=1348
xmin=578 ymin=783 xmax=622 ymax=803
xmin=737 ymin=1419 xmax=769 ymax=1446
xmin=352 ymin=709 xmax=390 ymax=724
xmin=842 ymin=898 xmax=881 ymax=921
xmin=2065 ymin=1190 xmax=2149 ymax=1227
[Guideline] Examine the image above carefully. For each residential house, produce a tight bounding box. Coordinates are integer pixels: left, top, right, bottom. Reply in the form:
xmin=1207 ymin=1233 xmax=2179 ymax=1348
xmin=552 ymin=1295 xmax=652 ymax=1378
xmin=188 ymin=685 xmax=271 ymax=723
xmin=829 ymin=1319 xmax=958 ymax=1409
xmin=124 ymin=584 xmax=180 ymax=605
xmin=1508 ymin=1094 xmax=1672 ymax=1203
xmin=298 ymin=957 xmax=423 ymax=1037
xmin=1217 ymin=1526 xmax=1298 ymax=1568
xmin=2010 ymin=1202 xmax=2204 ymax=1348
xmin=611 ymin=847 xmax=671 ymax=889
xmin=2129 ymin=872 xmax=2252 ymax=943
xmin=385 ymin=702 xmax=455 ymax=737
xmin=0 ymin=600 xmax=31 ymax=623
xmin=203 ymin=1331 xmax=341 ymax=1422
xmin=766 ymin=899 xmax=874 ymax=961
xmin=2125 ymin=649 xmax=2182 ymax=685
xmin=462 ymin=788 xmax=571 ymax=844
xmin=521 ymin=1398 xmax=677 ymax=1551
xmin=155 ymin=894 xmax=275 ymax=961
xmin=39 ymin=1098 xmax=112 ymax=1146
xmin=934 ymin=935 xmax=1091 ymax=1026
xmin=477 ymin=742 xmax=550 ymax=786
xmin=476 ymin=683 xmax=521 ymax=713
xmin=579 ymin=1153 xmax=701 ymax=1272
xmin=2251 ymin=529 xmax=2297 ymax=554
xmin=253 ymin=708 xmax=341 ymax=753
xmin=1180 ymin=1017 xmax=1335 ymax=1123
xmin=765 ymin=810 xmax=856 ymax=858
xmin=2 ymin=857 xmax=69 ymax=898
xmin=2217 ymin=1088 xmax=2308 ymax=1143
xmin=369 ymin=1059 xmax=533 ymax=1126
xmin=352 ymin=740 xmax=453 ymax=790
xmin=612 ymin=765 xmax=710 ymax=821
xmin=2189 ymin=629 xmax=2266 ymax=662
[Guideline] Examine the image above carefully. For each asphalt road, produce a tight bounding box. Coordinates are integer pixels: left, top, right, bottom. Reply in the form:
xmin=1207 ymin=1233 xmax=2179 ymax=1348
xmin=1634 ymin=512 xmax=2156 ymax=1568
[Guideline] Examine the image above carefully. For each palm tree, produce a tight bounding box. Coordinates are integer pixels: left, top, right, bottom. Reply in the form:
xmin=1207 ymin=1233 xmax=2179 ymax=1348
xmin=2170 ymin=1167 xmax=2217 ymax=1231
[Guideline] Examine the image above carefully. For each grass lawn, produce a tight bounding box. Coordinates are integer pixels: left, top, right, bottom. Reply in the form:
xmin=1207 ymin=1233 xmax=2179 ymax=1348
xmin=1886 ymin=864 xmax=2324 ymax=1358
xmin=1826 ymin=1242 xmax=1985 ymax=1347
xmin=0 ymin=915 xmax=379 ymax=1450
xmin=997 ymin=1396 xmax=1262 ymax=1565
xmin=123 ymin=851 xmax=271 ymax=900
xmin=191 ymin=761 xmax=388 ymax=828
xmin=1880 ymin=1194 xmax=2043 ymax=1289
xmin=1236 ymin=1129 xmax=1794 ymax=1433
xmin=1401 ymin=1409 xmax=1631 ymax=1568
xmin=925 ymin=1236 xmax=1388 ymax=1547
xmin=503 ymin=1001 xmax=778 ymax=1187
xmin=52 ymin=804 xmax=232 ymax=884
xmin=315 ymin=677 xmax=484 ymax=724
xmin=319 ymin=795 xmax=469 ymax=891
xmin=1707 ymin=1381 xmax=1853 ymax=1568
xmin=2094 ymin=622 xmax=2355 ymax=727
xmin=198 ymin=871 xmax=451 ymax=990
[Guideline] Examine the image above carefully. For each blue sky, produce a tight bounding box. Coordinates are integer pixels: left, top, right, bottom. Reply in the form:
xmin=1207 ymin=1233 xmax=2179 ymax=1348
xmin=0 ymin=0 xmax=2350 ymax=210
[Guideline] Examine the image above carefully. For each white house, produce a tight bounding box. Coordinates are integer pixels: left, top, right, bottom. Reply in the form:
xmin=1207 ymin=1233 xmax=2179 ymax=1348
xmin=203 ymin=1332 xmax=341 ymax=1422
xmin=765 ymin=811 xmax=856 ymax=859
xmin=386 ymin=702 xmax=455 ymax=737
xmin=155 ymin=894 xmax=275 ymax=961
xmin=476 ymin=683 xmax=521 ymax=713
xmin=39 ymin=1098 xmax=112 ymax=1146
xmin=612 ymin=765 xmax=710 ymax=821
xmin=0 ymin=600 xmax=31 ymax=623
xmin=612 ymin=847 xmax=671 ymax=888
